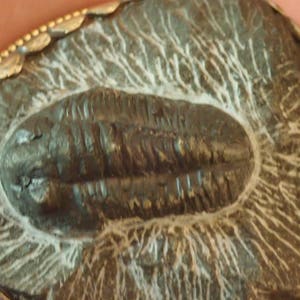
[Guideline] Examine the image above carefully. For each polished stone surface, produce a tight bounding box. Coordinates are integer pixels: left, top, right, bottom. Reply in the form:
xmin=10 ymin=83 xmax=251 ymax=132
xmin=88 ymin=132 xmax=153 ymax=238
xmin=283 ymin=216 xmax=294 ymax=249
xmin=0 ymin=0 xmax=299 ymax=299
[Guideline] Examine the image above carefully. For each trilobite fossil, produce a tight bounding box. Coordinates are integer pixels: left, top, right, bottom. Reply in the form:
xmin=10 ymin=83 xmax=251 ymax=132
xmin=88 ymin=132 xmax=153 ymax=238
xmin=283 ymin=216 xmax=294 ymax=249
xmin=0 ymin=0 xmax=299 ymax=299
xmin=1 ymin=88 xmax=254 ymax=235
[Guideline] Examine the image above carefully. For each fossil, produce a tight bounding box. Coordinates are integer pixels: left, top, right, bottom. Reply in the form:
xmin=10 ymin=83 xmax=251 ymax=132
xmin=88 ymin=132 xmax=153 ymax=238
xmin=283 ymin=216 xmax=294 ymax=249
xmin=1 ymin=88 xmax=254 ymax=236
xmin=0 ymin=0 xmax=299 ymax=299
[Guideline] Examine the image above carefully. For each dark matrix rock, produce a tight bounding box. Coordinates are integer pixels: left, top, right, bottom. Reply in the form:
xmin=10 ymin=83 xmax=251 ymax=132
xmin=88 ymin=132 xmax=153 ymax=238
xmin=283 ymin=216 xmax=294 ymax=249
xmin=0 ymin=0 xmax=299 ymax=299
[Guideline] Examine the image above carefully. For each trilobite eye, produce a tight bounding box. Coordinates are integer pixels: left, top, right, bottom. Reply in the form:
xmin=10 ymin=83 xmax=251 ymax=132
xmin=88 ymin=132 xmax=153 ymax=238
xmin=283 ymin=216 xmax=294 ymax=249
xmin=15 ymin=129 xmax=36 ymax=145
xmin=14 ymin=117 xmax=54 ymax=145
xmin=0 ymin=88 xmax=254 ymax=236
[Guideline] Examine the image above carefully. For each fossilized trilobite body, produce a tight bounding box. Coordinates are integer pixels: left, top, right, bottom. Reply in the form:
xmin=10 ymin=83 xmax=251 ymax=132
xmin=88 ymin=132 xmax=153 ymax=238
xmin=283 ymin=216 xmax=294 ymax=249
xmin=1 ymin=88 xmax=254 ymax=235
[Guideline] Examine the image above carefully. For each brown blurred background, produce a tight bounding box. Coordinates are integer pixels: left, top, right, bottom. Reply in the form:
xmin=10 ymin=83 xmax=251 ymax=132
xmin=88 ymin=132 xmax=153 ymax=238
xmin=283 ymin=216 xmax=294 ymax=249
xmin=0 ymin=0 xmax=299 ymax=51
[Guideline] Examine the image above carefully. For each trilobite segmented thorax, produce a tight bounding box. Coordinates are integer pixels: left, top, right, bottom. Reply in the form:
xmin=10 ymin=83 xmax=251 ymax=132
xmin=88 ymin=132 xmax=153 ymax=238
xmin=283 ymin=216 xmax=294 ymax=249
xmin=0 ymin=88 xmax=254 ymax=235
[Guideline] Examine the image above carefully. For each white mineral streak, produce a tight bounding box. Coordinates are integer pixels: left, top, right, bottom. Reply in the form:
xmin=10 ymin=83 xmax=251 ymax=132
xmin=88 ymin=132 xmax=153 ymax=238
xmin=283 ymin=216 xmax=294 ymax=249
xmin=0 ymin=0 xmax=299 ymax=299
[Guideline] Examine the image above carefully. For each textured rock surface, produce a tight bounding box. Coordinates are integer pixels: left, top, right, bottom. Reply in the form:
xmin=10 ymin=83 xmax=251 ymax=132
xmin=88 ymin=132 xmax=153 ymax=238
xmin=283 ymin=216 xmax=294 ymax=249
xmin=0 ymin=0 xmax=299 ymax=299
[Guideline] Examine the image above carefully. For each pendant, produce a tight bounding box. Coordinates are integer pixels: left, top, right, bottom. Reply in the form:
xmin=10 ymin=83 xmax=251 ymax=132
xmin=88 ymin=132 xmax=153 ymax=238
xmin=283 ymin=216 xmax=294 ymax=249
xmin=0 ymin=0 xmax=299 ymax=299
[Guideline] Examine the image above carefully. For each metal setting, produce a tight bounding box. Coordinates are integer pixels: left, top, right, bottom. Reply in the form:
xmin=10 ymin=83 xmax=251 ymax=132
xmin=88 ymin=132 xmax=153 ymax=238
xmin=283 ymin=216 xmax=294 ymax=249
xmin=87 ymin=0 xmax=122 ymax=16
xmin=0 ymin=0 xmax=298 ymax=80
xmin=0 ymin=0 xmax=127 ymax=80
xmin=0 ymin=52 xmax=24 ymax=80
xmin=47 ymin=14 xmax=86 ymax=38
xmin=17 ymin=32 xmax=51 ymax=55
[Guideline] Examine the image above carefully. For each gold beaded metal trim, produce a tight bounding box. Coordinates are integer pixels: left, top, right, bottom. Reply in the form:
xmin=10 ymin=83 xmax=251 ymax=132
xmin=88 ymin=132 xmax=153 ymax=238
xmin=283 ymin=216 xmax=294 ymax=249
xmin=0 ymin=0 xmax=132 ymax=81
xmin=0 ymin=0 xmax=299 ymax=81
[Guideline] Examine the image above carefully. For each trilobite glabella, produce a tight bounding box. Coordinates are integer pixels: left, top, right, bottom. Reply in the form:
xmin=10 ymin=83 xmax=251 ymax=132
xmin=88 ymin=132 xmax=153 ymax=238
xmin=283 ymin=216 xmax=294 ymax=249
xmin=1 ymin=88 xmax=253 ymax=235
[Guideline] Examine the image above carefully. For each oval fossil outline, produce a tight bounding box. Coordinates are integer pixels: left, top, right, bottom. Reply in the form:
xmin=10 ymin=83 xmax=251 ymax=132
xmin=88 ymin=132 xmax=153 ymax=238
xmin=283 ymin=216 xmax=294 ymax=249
xmin=0 ymin=87 xmax=258 ymax=237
